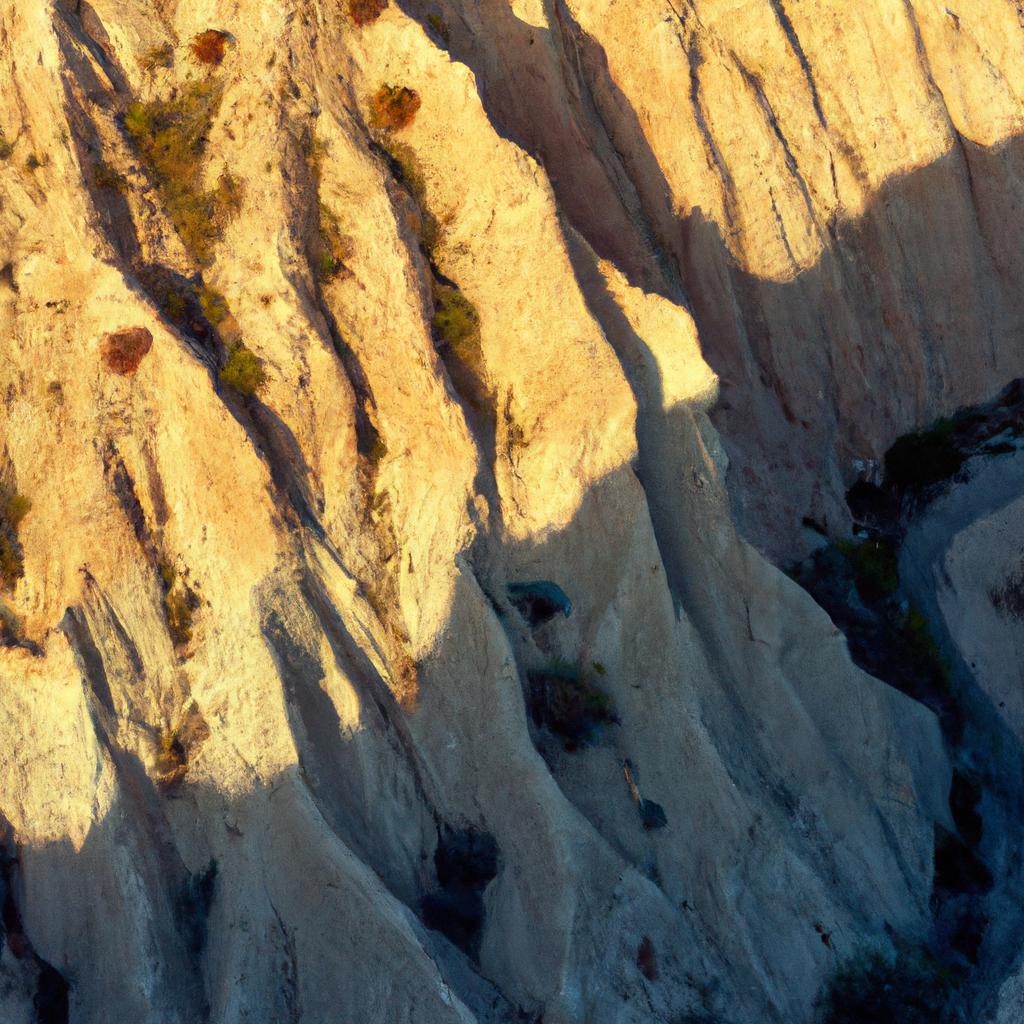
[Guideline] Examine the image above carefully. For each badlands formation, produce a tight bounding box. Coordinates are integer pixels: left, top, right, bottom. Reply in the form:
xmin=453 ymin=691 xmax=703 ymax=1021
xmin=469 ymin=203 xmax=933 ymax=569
xmin=0 ymin=0 xmax=1023 ymax=1021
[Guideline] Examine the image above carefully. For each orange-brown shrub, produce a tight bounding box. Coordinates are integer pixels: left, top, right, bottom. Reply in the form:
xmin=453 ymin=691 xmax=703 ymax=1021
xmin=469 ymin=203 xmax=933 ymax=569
xmin=349 ymin=0 xmax=388 ymax=25
xmin=101 ymin=327 xmax=154 ymax=374
xmin=190 ymin=30 xmax=229 ymax=66
xmin=369 ymin=84 xmax=421 ymax=131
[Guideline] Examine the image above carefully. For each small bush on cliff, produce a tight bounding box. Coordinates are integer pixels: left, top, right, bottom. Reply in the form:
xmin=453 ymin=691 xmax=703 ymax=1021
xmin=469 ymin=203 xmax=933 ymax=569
xmin=348 ymin=0 xmax=388 ymax=25
xmin=220 ymin=342 xmax=267 ymax=397
xmin=0 ymin=134 xmax=13 ymax=160
xmin=432 ymin=286 xmax=482 ymax=370
xmin=527 ymin=660 xmax=617 ymax=750
xmin=190 ymin=30 xmax=230 ymax=66
xmin=314 ymin=203 xmax=355 ymax=281
xmin=153 ymin=703 xmax=210 ymax=791
xmin=369 ymin=84 xmax=421 ymax=131
xmin=125 ymin=80 xmax=240 ymax=265
xmin=158 ymin=560 xmax=200 ymax=651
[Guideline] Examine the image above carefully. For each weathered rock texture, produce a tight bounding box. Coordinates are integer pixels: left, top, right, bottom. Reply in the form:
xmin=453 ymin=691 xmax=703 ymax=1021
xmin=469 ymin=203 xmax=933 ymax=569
xmin=2 ymin=0 xmax=1021 ymax=1021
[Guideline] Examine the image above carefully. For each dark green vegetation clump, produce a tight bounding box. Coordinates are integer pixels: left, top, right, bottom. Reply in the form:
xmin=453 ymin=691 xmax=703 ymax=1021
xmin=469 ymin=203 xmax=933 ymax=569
xmin=125 ymin=80 xmax=242 ymax=265
xmin=817 ymin=945 xmax=963 ymax=1024
xmin=527 ymin=660 xmax=617 ymax=750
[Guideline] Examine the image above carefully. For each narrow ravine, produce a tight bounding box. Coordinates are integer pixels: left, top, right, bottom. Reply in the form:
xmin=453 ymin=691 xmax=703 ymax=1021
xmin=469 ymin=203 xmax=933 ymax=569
xmin=789 ymin=380 xmax=1024 ymax=1019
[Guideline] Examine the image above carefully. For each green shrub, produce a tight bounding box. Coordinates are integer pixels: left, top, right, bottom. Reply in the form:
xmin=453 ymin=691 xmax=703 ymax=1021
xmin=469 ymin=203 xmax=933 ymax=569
xmin=196 ymin=284 xmax=229 ymax=326
xmin=0 ymin=134 xmax=12 ymax=160
xmin=369 ymin=84 xmax=421 ymax=131
xmin=432 ymin=287 xmax=482 ymax=375
xmin=25 ymin=153 xmax=45 ymax=171
xmin=219 ymin=342 xmax=267 ymax=396
xmin=124 ymin=80 xmax=240 ymax=265
xmin=886 ymin=418 xmax=965 ymax=492
xmin=527 ymin=660 xmax=617 ymax=750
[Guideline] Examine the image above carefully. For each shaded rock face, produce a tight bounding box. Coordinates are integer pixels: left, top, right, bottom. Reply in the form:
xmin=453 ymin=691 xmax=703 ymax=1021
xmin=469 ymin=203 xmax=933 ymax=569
xmin=3 ymin=1 xmax=1023 ymax=1022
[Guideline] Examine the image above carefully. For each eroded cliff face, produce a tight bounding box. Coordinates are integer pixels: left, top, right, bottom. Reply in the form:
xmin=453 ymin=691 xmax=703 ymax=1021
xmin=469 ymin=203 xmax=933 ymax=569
xmin=0 ymin=0 xmax=1019 ymax=1021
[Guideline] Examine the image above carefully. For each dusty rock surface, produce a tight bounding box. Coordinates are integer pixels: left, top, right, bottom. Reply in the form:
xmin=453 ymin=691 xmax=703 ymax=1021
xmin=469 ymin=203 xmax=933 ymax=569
xmin=4 ymin=0 xmax=1019 ymax=1021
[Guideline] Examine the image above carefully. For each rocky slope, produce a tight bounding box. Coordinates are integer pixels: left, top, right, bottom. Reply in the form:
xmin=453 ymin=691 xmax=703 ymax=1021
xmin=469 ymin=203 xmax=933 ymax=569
xmin=0 ymin=1 xmax=1021 ymax=1021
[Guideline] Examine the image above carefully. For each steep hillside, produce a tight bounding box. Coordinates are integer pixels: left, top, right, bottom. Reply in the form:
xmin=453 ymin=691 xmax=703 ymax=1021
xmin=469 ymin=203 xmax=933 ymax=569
xmin=0 ymin=1 xmax=1021 ymax=1022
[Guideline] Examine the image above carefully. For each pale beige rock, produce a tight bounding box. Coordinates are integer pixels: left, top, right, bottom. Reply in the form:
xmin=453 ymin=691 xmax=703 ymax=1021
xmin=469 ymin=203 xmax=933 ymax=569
xmin=0 ymin=0 xmax=978 ymax=1021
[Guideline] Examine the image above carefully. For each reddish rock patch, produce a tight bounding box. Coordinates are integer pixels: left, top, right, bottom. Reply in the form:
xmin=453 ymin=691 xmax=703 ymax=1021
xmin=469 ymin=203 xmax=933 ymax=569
xmin=349 ymin=0 xmax=388 ymax=25
xmin=101 ymin=327 xmax=153 ymax=375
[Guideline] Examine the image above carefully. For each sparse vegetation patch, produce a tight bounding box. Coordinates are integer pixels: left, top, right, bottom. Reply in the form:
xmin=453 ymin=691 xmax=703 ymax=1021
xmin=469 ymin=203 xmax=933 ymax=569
xmin=837 ymin=537 xmax=899 ymax=600
xmin=527 ymin=659 xmax=617 ymax=750
xmin=158 ymin=559 xmax=199 ymax=650
xmin=154 ymin=702 xmax=210 ymax=791
xmin=125 ymin=79 xmax=241 ymax=265
xmin=190 ymin=30 xmax=230 ymax=66
xmin=91 ymin=160 xmax=128 ymax=192
xmin=314 ymin=203 xmax=355 ymax=281
xmin=369 ymin=84 xmax=421 ymax=131
xmin=0 ymin=489 xmax=30 ymax=591
xmin=432 ymin=286 xmax=482 ymax=372
xmin=139 ymin=42 xmax=174 ymax=73
xmin=219 ymin=341 xmax=267 ymax=397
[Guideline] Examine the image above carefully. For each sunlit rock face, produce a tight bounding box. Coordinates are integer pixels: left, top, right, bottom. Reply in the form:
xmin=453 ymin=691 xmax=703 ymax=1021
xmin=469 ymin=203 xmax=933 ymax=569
xmin=6 ymin=1 xmax=1024 ymax=1021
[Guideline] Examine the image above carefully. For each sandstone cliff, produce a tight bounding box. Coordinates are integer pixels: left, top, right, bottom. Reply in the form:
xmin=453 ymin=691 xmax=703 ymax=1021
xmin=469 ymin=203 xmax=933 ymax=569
xmin=0 ymin=1 xmax=1021 ymax=1021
